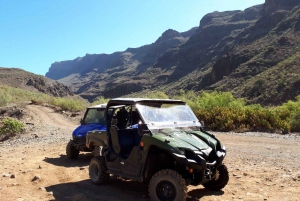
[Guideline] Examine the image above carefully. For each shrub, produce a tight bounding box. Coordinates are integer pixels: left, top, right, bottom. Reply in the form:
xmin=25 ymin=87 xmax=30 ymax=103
xmin=143 ymin=91 xmax=169 ymax=99
xmin=0 ymin=92 xmax=13 ymax=106
xmin=282 ymin=95 xmax=300 ymax=132
xmin=266 ymin=46 xmax=275 ymax=53
xmin=50 ymin=97 xmax=87 ymax=112
xmin=0 ymin=118 xmax=24 ymax=139
xmin=0 ymin=85 xmax=52 ymax=106
xmin=194 ymin=97 xmax=290 ymax=133
xmin=290 ymin=112 xmax=300 ymax=131
xmin=277 ymin=80 xmax=287 ymax=91
xmin=92 ymin=96 xmax=110 ymax=105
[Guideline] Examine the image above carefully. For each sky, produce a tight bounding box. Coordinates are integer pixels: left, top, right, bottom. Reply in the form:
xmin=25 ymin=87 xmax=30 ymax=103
xmin=0 ymin=0 xmax=265 ymax=76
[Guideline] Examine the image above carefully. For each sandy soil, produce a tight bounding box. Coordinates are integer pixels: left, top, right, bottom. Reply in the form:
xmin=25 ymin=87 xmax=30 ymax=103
xmin=0 ymin=104 xmax=299 ymax=201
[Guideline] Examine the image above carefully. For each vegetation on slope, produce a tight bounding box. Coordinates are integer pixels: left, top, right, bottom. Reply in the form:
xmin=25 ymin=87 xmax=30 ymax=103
xmin=0 ymin=85 xmax=87 ymax=112
xmin=0 ymin=117 xmax=24 ymax=141
xmin=140 ymin=90 xmax=300 ymax=133
xmin=1 ymin=84 xmax=299 ymax=134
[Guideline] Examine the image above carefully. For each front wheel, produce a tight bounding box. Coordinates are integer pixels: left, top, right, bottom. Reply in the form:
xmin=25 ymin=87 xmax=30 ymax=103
xmin=203 ymin=164 xmax=229 ymax=191
xmin=66 ymin=140 xmax=79 ymax=159
xmin=149 ymin=169 xmax=187 ymax=201
xmin=89 ymin=156 xmax=109 ymax=185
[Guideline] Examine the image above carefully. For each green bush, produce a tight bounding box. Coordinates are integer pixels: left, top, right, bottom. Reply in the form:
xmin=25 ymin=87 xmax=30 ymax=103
xmin=0 ymin=85 xmax=52 ymax=105
xmin=0 ymin=92 xmax=13 ymax=106
xmin=195 ymin=106 xmax=290 ymax=132
xmin=92 ymin=96 xmax=110 ymax=105
xmin=168 ymin=90 xmax=297 ymax=132
xmin=0 ymin=118 xmax=24 ymax=138
xmin=50 ymin=97 xmax=87 ymax=112
xmin=281 ymin=95 xmax=300 ymax=132
xmin=143 ymin=91 xmax=169 ymax=99
xmin=290 ymin=112 xmax=300 ymax=131
xmin=266 ymin=46 xmax=275 ymax=53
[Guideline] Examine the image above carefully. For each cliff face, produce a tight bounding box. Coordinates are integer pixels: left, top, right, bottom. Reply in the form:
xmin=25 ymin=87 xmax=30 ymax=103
xmin=45 ymin=53 xmax=121 ymax=80
xmin=46 ymin=0 xmax=300 ymax=105
xmin=46 ymin=28 xmax=197 ymax=101
xmin=0 ymin=67 xmax=73 ymax=97
xmin=263 ymin=0 xmax=300 ymax=14
xmin=203 ymin=0 xmax=300 ymax=105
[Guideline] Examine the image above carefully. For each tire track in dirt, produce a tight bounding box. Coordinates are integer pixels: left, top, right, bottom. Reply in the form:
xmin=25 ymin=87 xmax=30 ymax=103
xmin=25 ymin=104 xmax=77 ymax=128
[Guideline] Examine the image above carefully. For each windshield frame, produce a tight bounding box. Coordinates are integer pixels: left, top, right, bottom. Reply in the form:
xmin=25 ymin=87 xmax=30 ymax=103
xmin=83 ymin=108 xmax=106 ymax=125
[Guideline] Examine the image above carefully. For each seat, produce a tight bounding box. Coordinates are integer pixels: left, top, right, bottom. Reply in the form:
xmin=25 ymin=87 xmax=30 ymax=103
xmin=131 ymin=111 xmax=140 ymax=125
xmin=110 ymin=125 xmax=134 ymax=158
xmin=110 ymin=125 xmax=121 ymax=154
xmin=116 ymin=108 xmax=128 ymax=129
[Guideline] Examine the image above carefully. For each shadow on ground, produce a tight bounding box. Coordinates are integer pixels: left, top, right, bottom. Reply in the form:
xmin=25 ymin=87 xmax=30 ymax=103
xmin=46 ymin=177 xmax=149 ymax=201
xmin=45 ymin=175 xmax=224 ymax=201
xmin=187 ymin=188 xmax=224 ymax=200
xmin=43 ymin=153 xmax=93 ymax=167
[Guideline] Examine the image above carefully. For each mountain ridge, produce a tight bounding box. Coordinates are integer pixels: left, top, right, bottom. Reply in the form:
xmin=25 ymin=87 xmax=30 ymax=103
xmin=46 ymin=0 xmax=300 ymax=105
xmin=0 ymin=67 xmax=73 ymax=97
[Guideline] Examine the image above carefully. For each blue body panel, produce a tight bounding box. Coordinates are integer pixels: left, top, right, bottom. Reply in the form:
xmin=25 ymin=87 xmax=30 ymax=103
xmin=72 ymin=124 xmax=106 ymax=138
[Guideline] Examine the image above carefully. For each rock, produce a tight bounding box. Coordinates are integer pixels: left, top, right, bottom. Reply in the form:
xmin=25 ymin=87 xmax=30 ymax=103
xmin=31 ymin=175 xmax=41 ymax=182
xmin=10 ymin=174 xmax=15 ymax=178
xmin=48 ymin=191 xmax=53 ymax=196
xmin=79 ymin=167 xmax=85 ymax=170
xmin=39 ymin=187 xmax=46 ymax=191
xmin=38 ymin=165 xmax=42 ymax=169
xmin=3 ymin=173 xmax=10 ymax=177
xmin=32 ymin=134 xmax=39 ymax=138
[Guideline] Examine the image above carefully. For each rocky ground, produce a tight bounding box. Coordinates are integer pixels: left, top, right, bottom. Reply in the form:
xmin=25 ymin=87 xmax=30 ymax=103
xmin=0 ymin=104 xmax=299 ymax=201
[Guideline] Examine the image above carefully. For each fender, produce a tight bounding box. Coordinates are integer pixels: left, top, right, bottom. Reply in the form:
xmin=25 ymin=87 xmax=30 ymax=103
xmin=86 ymin=130 xmax=108 ymax=150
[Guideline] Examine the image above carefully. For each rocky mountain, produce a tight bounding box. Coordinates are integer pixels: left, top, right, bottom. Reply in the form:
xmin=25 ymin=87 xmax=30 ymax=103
xmin=46 ymin=27 xmax=197 ymax=100
xmin=46 ymin=0 xmax=300 ymax=106
xmin=0 ymin=67 xmax=73 ymax=97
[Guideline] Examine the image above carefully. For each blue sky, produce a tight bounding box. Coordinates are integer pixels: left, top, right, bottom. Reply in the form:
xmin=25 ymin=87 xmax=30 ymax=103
xmin=0 ymin=0 xmax=265 ymax=76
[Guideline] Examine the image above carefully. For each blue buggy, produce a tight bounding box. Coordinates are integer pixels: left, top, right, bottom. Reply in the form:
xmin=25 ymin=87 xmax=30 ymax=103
xmin=66 ymin=104 xmax=107 ymax=159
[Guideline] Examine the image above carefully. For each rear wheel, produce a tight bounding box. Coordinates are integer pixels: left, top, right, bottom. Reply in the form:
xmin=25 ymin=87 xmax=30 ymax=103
xmin=66 ymin=140 xmax=79 ymax=159
xmin=89 ymin=156 xmax=109 ymax=185
xmin=203 ymin=164 xmax=229 ymax=191
xmin=149 ymin=169 xmax=187 ymax=201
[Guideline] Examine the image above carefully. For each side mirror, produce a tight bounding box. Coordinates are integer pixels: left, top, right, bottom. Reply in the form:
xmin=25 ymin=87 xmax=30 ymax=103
xmin=80 ymin=119 xmax=84 ymax=125
xmin=138 ymin=123 xmax=150 ymax=136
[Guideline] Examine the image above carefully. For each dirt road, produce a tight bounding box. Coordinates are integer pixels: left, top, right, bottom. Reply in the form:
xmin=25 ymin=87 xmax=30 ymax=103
xmin=0 ymin=104 xmax=299 ymax=201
